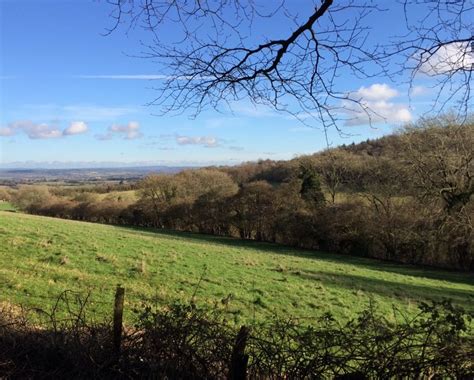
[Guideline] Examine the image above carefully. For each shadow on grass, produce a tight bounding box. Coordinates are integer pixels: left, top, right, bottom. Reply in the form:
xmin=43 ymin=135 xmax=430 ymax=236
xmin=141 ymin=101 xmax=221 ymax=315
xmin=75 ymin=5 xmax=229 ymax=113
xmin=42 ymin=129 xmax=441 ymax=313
xmin=112 ymin=224 xmax=474 ymax=288
xmin=291 ymin=269 xmax=474 ymax=312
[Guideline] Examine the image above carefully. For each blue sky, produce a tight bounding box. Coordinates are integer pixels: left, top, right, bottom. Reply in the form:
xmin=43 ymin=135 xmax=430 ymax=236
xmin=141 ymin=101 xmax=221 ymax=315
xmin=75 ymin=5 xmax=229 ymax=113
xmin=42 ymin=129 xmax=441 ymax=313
xmin=0 ymin=0 xmax=445 ymax=168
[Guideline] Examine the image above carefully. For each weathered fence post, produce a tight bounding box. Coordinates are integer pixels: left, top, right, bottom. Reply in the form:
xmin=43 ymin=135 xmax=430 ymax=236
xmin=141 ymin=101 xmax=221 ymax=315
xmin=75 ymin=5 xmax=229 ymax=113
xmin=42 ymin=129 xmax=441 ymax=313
xmin=113 ymin=285 xmax=125 ymax=357
xmin=230 ymin=325 xmax=249 ymax=380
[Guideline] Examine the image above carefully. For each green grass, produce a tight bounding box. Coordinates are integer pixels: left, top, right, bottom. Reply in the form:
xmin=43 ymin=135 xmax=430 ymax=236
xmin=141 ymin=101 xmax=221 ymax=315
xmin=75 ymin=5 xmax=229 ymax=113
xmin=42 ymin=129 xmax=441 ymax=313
xmin=0 ymin=211 xmax=473 ymax=324
xmin=0 ymin=202 xmax=16 ymax=212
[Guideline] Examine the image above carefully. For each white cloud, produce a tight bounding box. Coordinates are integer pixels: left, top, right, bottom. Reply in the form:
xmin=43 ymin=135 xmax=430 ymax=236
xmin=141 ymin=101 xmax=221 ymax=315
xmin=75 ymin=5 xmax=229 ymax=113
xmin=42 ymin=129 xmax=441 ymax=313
xmin=96 ymin=121 xmax=143 ymax=140
xmin=176 ymin=135 xmax=220 ymax=148
xmin=3 ymin=121 xmax=63 ymax=139
xmin=343 ymin=83 xmax=412 ymax=126
xmin=63 ymin=121 xmax=88 ymax=136
xmin=1 ymin=120 xmax=91 ymax=139
xmin=355 ymin=84 xmax=398 ymax=101
xmin=110 ymin=121 xmax=142 ymax=139
xmin=419 ymin=42 xmax=473 ymax=75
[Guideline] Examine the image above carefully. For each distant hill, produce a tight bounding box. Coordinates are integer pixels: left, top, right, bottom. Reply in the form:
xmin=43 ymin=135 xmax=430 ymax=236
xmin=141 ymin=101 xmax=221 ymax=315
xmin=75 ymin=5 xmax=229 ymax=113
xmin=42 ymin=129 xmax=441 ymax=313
xmin=0 ymin=166 xmax=190 ymax=183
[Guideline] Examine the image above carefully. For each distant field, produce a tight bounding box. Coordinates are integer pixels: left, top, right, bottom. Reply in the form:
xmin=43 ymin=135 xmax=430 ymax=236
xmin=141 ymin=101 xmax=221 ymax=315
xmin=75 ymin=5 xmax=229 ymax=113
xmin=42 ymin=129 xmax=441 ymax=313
xmin=95 ymin=190 xmax=138 ymax=202
xmin=0 ymin=202 xmax=16 ymax=211
xmin=0 ymin=211 xmax=473 ymax=324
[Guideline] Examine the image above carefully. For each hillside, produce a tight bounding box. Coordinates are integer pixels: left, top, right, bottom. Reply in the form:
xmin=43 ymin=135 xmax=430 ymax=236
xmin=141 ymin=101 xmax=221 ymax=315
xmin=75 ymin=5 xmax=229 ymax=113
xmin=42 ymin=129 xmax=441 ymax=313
xmin=1 ymin=211 xmax=473 ymax=323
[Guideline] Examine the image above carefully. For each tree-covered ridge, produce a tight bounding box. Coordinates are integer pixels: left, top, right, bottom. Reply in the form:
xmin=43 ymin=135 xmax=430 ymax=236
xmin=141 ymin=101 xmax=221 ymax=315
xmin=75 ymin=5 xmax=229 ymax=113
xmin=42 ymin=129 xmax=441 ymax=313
xmin=5 ymin=117 xmax=473 ymax=270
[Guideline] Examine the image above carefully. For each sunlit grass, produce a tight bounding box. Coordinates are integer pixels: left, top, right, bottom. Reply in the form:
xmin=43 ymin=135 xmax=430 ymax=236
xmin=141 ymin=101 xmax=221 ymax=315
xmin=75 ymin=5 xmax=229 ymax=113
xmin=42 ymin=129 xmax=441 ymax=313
xmin=0 ymin=202 xmax=16 ymax=212
xmin=0 ymin=211 xmax=472 ymax=324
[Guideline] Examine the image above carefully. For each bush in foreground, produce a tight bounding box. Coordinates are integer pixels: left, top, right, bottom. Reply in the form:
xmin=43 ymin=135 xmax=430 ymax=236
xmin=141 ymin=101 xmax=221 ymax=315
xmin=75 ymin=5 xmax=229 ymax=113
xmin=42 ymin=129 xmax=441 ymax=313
xmin=1 ymin=297 xmax=473 ymax=379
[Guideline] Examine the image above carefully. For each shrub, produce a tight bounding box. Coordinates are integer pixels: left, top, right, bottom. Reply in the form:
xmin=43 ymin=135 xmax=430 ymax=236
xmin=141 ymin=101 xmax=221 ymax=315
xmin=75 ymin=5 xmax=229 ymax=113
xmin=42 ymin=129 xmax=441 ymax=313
xmin=1 ymin=295 xmax=473 ymax=379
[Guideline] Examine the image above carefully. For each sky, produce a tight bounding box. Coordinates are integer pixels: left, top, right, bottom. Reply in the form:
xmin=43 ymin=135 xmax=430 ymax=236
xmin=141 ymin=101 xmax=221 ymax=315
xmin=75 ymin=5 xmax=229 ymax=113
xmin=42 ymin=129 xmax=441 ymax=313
xmin=0 ymin=0 xmax=460 ymax=168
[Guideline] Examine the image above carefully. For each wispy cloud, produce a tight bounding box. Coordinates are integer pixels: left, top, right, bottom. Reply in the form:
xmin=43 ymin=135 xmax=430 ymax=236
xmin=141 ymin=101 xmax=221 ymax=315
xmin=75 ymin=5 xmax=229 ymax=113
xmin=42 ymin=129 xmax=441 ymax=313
xmin=205 ymin=117 xmax=235 ymax=129
xmin=288 ymin=126 xmax=317 ymax=132
xmin=95 ymin=134 xmax=113 ymax=141
xmin=95 ymin=121 xmax=143 ymax=141
xmin=173 ymin=133 xmax=244 ymax=150
xmin=409 ymin=85 xmax=430 ymax=97
xmin=110 ymin=121 xmax=142 ymax=139
xmin=0 ymin=127 xmax=16 ymax=137
xmin=63 ymin=105 xmax=138 ymax=121
xmin=176 ymin=135 xmax=220 ymax=148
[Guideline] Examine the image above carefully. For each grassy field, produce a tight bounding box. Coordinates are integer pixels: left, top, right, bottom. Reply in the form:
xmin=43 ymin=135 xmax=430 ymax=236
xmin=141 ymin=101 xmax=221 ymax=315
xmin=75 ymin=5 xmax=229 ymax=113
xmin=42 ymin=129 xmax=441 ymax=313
xmin=0 ymin=202 xmax=16 ymax=211
xmin=0 ymin=210 xmax=473 ymax=324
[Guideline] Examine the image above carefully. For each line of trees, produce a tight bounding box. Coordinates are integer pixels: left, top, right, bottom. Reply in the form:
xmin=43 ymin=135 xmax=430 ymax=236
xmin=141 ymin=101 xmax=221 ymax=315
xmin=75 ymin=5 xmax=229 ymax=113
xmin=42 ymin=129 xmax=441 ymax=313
xmin=8 ymin=117 xmax=473 ymax=270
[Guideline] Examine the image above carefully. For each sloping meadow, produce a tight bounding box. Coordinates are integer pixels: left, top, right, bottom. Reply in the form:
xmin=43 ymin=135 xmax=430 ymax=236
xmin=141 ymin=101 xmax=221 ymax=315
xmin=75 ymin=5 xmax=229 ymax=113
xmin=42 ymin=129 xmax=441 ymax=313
xmin=1 ymin=211 xmax=473 ymax=323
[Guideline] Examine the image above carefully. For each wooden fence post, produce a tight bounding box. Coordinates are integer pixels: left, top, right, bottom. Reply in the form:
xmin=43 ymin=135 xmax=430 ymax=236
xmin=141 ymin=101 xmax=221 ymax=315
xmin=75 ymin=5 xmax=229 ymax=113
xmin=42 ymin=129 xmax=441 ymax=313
xmin=230 ymin=325 xmax=249 ymax=380
xmin=113 ymin=285 xmax=125 ymax=356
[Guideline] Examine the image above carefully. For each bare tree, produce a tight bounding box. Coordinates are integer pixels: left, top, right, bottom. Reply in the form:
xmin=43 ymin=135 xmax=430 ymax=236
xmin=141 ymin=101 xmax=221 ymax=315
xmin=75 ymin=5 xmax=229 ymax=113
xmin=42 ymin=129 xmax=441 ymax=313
xmin=313 ymin=150 xmax=358 ymax=204
xmin=104 ymin=0 xmax=473 ymax=129
xmin=138 ymin=174 xmax=179 ymax=227
xmin=401 ymin=115 xmax=474 ymax=214
xmin=105 ymin=0 xmax=385 ymax=130
xmin=390 ymin=1 xmax=474 ymax=120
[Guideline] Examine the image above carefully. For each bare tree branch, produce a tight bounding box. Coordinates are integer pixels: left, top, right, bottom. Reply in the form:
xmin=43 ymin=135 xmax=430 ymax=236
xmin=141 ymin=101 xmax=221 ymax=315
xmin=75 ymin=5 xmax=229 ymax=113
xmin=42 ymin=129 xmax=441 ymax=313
xmin=389 ymin=0 xmax=474 ymax=121
xmin=104 ymin=0 xmax=473 ymax=129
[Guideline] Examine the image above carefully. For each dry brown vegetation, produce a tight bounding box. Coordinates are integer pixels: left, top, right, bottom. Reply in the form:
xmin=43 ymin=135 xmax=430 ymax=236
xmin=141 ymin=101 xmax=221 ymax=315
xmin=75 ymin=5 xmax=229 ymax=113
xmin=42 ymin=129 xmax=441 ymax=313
xmin=1 ymin=294 xmax=473 ymax=379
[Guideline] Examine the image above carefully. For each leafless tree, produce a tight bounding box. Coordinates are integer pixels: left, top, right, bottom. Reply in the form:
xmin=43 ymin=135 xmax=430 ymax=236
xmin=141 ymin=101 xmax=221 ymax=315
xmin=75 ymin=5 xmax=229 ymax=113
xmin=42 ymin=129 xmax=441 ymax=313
xmin=401 ymin=115 xmax=474 ymax=214
xmin=390 ymin=1 xmax=474 ymax=120
xmin=104 ymin=0 xmax=385 ymax=131
xmin=104 ymin=0 xmax=473 ymax=128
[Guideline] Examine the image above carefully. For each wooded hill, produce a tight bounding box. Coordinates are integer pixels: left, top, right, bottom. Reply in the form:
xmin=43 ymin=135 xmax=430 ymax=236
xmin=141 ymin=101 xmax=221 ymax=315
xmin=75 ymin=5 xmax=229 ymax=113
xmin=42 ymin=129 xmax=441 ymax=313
xmin=6 ymin=116 xmax=473 ymax=270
